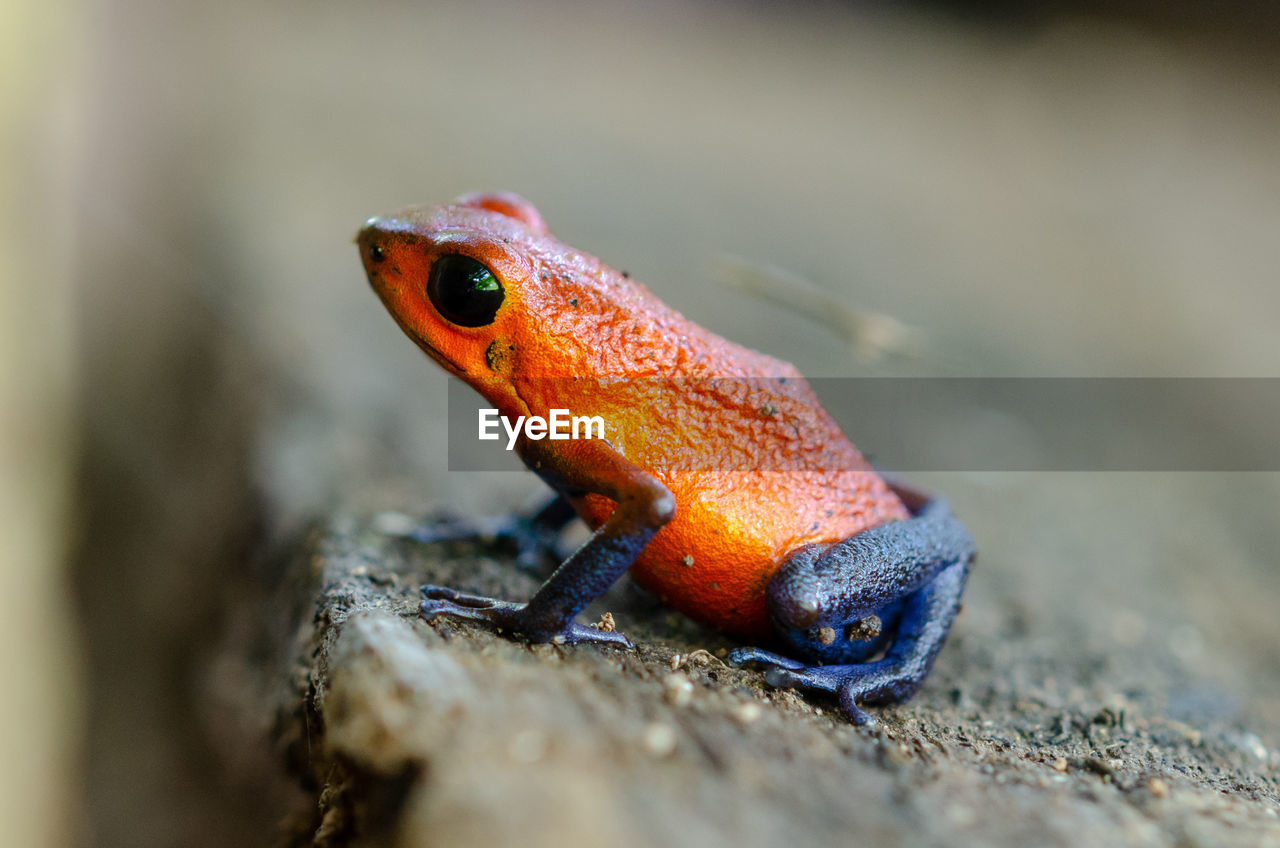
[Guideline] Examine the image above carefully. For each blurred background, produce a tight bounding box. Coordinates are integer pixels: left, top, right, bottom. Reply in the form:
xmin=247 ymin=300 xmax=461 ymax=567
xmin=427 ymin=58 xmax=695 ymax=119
xmin=3 ymin=0 xmax=1278 ymax=845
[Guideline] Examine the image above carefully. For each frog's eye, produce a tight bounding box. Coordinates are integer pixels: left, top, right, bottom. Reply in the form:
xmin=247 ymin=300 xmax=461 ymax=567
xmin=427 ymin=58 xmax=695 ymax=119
xmin=427 ymin=254 xmax=505 ymax=327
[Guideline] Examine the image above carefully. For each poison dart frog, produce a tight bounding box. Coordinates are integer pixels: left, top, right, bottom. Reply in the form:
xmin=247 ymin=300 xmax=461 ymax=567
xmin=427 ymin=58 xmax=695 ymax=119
xmin=357 ymin=192 xmax=975 ymax=724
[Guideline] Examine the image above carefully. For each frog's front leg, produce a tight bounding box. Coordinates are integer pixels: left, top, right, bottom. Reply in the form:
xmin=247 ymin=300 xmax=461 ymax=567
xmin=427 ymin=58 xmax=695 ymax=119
xmin=729 ymin=487 xmax=975 ymax=725
xmin=420 ymin=436 xmax=675 ymax=649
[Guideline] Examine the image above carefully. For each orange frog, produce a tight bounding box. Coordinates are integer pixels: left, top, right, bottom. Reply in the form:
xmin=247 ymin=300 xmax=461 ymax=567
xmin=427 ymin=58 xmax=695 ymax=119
xmin=357 ymin=193 xmax=974 ymax=724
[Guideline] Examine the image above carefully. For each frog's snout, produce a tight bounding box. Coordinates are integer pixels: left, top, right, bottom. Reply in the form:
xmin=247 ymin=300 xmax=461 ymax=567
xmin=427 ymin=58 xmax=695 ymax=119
xmin=357 ymin=217 xmax=394 ymax=273
xmin=356 ymin=215 xmax=382 ymax=245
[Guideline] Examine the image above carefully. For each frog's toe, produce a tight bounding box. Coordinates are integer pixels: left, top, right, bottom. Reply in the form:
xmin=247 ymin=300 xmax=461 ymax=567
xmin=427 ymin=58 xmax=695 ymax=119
xmin=419 ymin=587 xmax=633 ymax=649
xmin=836 ymin=686 xmax=878 ymax=726
xmin=727 ymin=646 xmax=807 ymax=671
xmin=421 ymin=584 xmax=502 ymax=609
xmin=557 ymin=621 xmax=634 ymax=649
xmin=756 ymin=663 xmax=844 ymax=693
xmin=419 ymin=591 xmax=524 ymax=631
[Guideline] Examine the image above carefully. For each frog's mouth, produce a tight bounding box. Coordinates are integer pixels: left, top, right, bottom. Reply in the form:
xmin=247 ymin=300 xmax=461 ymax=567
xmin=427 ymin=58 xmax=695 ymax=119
xmin=376 ymin=297 xmax=468 ymax=376
xmin=412 ymin=334 xmax=467 ymax=376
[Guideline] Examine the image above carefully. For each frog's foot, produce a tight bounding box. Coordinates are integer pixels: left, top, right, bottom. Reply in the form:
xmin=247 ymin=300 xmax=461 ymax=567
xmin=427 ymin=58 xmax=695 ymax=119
xmin=420 ymin=585 xmax=633 ymax=649
xmin=405 ymin=515 xmax=559 ymax=573
xmin=400 ymin=496 xmax=576 ymax=575
xmin=757 ymin=660 xmax=921 ymax=726
xmin=729 ymin=648 xmax=889 ymax=725
xmin=726 ymin=646 xmax=806 ymax=671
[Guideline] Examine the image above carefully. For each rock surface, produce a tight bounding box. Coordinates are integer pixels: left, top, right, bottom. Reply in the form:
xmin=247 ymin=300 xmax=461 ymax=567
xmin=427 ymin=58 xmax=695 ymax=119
xmin=263 ymin=513 xmax=1280 ymax=847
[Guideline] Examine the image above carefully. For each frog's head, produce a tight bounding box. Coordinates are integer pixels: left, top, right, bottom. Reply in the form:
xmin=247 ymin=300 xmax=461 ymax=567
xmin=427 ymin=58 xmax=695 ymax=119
xmin=357 ymin=193 xmax=553 ymax=390
xmin=361 ymin=191 xmax=694 ymax=410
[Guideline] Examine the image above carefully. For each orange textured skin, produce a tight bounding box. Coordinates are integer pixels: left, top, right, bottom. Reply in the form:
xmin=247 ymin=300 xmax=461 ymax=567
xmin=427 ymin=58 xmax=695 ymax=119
xmin=364 ymin=195 xmax=909 ymax=639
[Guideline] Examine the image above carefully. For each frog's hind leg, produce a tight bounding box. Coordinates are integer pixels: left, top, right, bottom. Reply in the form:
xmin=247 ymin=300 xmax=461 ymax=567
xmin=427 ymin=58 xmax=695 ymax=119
xmin=729 ymin=495 xmax=974 ymax=725
xmin=746 ymin=561 xmax=968 ymax=725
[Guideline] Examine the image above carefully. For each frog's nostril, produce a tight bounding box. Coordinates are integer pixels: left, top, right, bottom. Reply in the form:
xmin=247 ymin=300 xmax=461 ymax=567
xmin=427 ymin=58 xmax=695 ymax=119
xmin=356 ymin=216 xmax=389 ymax=245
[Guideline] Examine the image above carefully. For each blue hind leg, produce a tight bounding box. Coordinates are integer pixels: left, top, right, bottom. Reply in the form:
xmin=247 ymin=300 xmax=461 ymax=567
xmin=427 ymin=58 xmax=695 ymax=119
xmin=730 ymin=490 xmax=975 ymax=725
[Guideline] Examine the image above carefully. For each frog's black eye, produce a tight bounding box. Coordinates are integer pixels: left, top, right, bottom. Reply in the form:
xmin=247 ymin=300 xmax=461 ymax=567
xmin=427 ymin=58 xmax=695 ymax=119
xmin=368 ymin=243 xmax=387 ymax=263
xmin=427 ymin=254 xmax=505 ymax=327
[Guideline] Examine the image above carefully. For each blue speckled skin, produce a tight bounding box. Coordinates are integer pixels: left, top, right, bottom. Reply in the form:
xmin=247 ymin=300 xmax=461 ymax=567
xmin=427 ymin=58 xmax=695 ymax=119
xmin=729 ymin=485 xmax=975 ymax=724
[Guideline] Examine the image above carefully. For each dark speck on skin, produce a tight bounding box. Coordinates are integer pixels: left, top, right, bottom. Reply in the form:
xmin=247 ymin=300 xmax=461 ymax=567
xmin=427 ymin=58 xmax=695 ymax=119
xmin=485 ymin=339 xmax=513 ymax=372
xmin=621 ymin=270 xmax=631 ymax=278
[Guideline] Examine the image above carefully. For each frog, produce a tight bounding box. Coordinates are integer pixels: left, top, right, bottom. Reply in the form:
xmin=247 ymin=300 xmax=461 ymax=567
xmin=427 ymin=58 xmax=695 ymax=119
xmin=356 ymin=192 xmax=975 ymax=725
